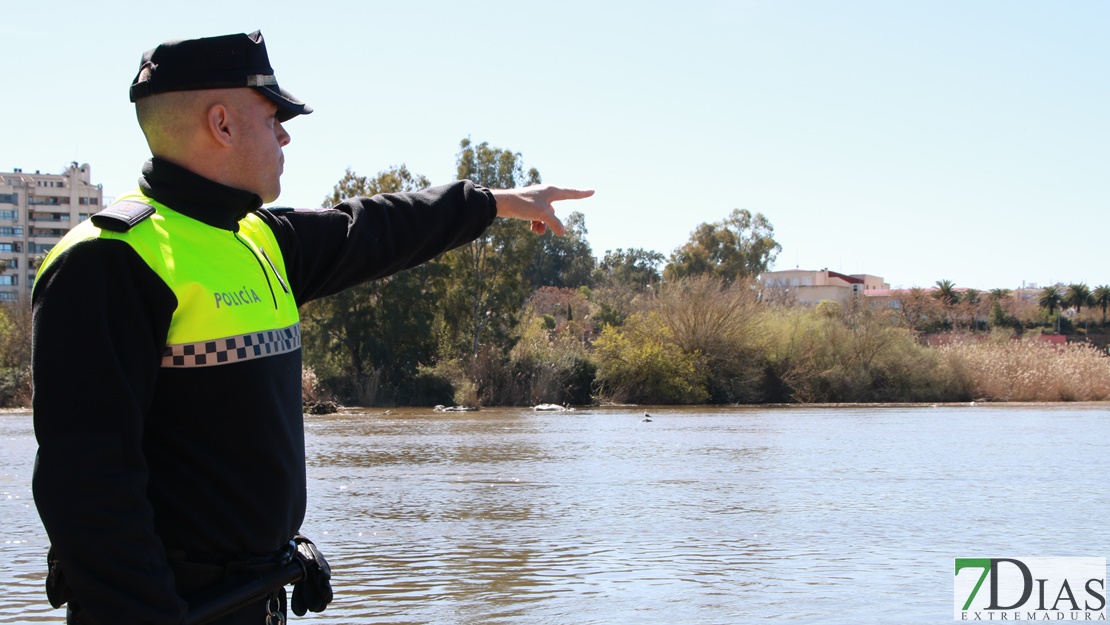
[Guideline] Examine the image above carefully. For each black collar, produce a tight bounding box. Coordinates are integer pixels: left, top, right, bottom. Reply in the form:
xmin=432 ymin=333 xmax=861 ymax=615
xmin=138 ymin=158 xmax=264 ymax=231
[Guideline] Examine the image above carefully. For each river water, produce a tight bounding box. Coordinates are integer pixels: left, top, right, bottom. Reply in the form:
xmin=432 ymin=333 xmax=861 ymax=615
xmin=2 ymin=404 xmax=1108 ymax=624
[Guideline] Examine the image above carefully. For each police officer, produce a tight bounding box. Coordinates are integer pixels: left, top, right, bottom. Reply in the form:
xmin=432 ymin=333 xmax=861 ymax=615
xmin=32 ymin=30 xmax=591 ymax=624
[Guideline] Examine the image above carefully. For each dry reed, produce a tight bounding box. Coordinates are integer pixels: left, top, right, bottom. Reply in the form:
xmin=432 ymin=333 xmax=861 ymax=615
xmin=939 ymin=339 xmax=1110 ymax=402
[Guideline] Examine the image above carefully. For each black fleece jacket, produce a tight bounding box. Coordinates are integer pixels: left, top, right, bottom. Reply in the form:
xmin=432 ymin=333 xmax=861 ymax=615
xmin=31 ymin=158 xmax=497 ymax=624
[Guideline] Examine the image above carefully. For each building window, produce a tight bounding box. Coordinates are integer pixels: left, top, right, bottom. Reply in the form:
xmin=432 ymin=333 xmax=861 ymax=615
xmin=0 ymin=275 xmax=17 ymax=286
xmin=30 ymin=228 xmax=68 ymax=238
xmin=0 ymin=210 xmax=15 ymax=220
xmin=0 ymin=194 xmax=17 ymax=205
xmin=0 ymin=227 xmax=24 ymax=236
xmin=28 ymin=243 xmax=53 ymax=254
xmin=0 ymin=292 xmax=18 ymax=302
xmin=29 ymin=212 xmax=69 ymax=222
xmin=4 ymin=258 xmax=17 ymax=269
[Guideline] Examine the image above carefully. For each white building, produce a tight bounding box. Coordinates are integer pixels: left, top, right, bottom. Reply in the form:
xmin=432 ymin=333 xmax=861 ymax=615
xmin=0 ymin=163 xmax=103 ymax=301
xmin=759 ymin=268 xmax=890 ymax=305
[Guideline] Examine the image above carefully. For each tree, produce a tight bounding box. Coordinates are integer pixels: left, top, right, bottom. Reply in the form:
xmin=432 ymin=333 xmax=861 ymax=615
xmin=0 ymin=299 xmax=33 ymax=406
xmin=892 ymin=287 xmax=942 ymax=332
xmin=664 ymin=209 xmax=781 ymax=285
xmin=595 ymin=247 xmax=665 ymax=289
xmin=1038 ymin=285 xmax=1063 ymax=316
xmin=300 ymin=165 xmax=444 ymax=404
xmin=1039 ymin=285 xmax=1064 ymax=332
xmin=439 ymin=138 xmax=542 ymax=357
xmin=988 ymin=288 xmax=1012 ymax=302
xmin=931 ymin=280 xmax=960 ymax=330
xmin=985 ymin=289 xmax=1018 ymax=331
xmin=1092 ymin=285 xmax=1110 ymax=324
xmin=524 ymin=211 xmax=595 ymax=289
xmin=1065 ymin=283 xmax=1091 ymax=315
xmin=960 ymin=288 xmax=985 ymax=331
xmin=320 ymin=165 xmax=430 ymax=207
xmin=932 ymin=279 xmax=960 ymax=307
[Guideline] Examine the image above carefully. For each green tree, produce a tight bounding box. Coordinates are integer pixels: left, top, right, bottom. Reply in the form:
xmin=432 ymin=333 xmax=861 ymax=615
xmin=524 ymin=211 xmax=595 ymax=289
xmin=1092 ymin=285 xmax=1110 ymax=324
xmin=300 ymin=165 xmax=443 ymax=405
xmin=439 ymin=138 xmax=542 ymax=357
xmin=988 ymin=288 xmax=1012 ymax=302
xmin=595 ymin=247 xmax=665 ymax=289
xmin=1065 ymin=283 xmax=1091 ymax=315
xmin=1039 ymin=285 xmax=1064 ymax=332
xmin=664 ymin=209 xmax=781 ymax=285
xmin=961 ymin=288 xmax=983 ymax=331
xmin=320 ymin=165 xmax=430 ymax=207
xmin=931 ymin=280 xmax=960 ymax=330
xmin=0 ymin=300 xmax=33 ymax=406
xmin=1039 ymin=285 xmax=1063 ymax=316
xmin=932 ymin=279 xmax=960 ymax=307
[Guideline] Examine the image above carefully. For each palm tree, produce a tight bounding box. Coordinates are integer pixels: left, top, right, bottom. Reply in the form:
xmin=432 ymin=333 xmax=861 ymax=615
xmin=1039 ymin=285 xmax=1063 ymax=332
xmin=933 ymin=279 xmax=959 ymax=305
xmin=1039 ymin=285 xmax=1063 ymax=315
xmin=988 ymin=288 xmax=1011 ymax=302
xmin=1092 ymin=285 xmax=1110 ymax=325
xmin=1065 ymin=283 xmax=1092 ymax=315
xmin=931 ymin=280 xmax=959 ymax=329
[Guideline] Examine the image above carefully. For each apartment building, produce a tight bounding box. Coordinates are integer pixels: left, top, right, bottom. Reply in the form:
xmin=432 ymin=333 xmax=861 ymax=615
xmin=759 ymin=268 xmax=890 ymax=305
xmin=0 ymin=163 xmax=103 ymax=301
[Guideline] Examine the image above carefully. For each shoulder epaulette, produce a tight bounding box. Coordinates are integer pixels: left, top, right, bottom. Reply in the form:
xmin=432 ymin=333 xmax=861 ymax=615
xmin=90 ymin=200 xmax=156 ymax=232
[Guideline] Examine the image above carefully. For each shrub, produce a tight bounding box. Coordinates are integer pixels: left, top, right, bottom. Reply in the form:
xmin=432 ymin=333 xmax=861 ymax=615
xmin=764 ymin=304 xmax=966 ymax=403
xmin=506 ymin=308 xmax=598 ymax=406
xmin=593 ymin=312 xmax=709 ymax=404
xmin=653 ymin=276 xmax=769 ymax=402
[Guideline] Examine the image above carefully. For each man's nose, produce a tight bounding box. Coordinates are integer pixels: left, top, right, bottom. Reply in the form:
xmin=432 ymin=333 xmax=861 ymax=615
xmin=276 ymin=121 xmax=291 ymax=147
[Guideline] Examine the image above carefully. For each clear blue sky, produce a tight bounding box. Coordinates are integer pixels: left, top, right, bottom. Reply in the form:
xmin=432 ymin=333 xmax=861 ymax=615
xmin=3 ymin=1 xmax=1107 ymax=290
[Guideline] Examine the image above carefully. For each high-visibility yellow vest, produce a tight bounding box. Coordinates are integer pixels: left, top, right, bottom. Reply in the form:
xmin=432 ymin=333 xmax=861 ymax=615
xmin=37 ymin=192 xmax=300 ymax=368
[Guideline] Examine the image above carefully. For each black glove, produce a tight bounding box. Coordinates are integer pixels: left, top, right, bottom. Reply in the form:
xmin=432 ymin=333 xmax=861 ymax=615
xmin=291 ymin=533 xmax=332 ymax=616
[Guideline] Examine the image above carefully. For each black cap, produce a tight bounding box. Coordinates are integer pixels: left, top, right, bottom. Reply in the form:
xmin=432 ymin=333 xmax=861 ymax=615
xmin=129 ymin=30 xmax=312 ymax=122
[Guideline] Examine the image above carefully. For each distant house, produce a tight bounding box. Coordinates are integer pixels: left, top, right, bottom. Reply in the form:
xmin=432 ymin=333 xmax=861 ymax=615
xmin=758 ymin=268 xmax=890 ymax=305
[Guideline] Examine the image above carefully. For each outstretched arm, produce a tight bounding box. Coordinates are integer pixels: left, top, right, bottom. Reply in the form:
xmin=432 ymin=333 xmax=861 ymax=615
xmin=491 ymin=185 xmax=595 ymax=235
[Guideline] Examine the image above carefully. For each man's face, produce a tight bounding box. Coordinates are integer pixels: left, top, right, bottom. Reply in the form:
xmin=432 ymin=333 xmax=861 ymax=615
xmin=230 ymin=90 xmax=291 ymax=203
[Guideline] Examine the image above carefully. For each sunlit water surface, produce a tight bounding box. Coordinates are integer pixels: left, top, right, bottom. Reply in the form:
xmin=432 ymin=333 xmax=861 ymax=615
xmin=2 ymin=404 xmax=1108 ymax=624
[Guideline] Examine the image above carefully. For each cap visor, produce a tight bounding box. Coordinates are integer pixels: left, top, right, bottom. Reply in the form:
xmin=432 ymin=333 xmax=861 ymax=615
xmin=256 ymin=86 xmax=312 ymax=122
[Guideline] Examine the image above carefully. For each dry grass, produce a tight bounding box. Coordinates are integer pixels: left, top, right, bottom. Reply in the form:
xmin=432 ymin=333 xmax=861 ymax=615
xmin=940 ymin=339 xmax=1110 ymax=401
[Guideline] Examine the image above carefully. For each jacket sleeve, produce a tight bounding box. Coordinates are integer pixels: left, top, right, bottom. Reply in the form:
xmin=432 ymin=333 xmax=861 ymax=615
xmin=32 ymin=238 xmax=186 ymax=624
xmin=259 ymin=180 xmax=497 ymax=305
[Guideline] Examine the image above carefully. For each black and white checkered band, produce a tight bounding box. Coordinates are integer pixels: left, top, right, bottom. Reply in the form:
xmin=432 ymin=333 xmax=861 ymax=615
xmin=162 ymin=324 xmax=301 ymax=368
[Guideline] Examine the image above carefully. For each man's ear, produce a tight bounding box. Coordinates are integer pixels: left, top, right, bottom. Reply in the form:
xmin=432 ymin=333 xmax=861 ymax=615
xmin=206 ymin=104 xmax=234 ymax=148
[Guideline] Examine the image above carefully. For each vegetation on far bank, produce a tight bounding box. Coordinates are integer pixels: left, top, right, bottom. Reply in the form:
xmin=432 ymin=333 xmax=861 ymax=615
xmin=6 ymin=138 xmax=1110 ymax=409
